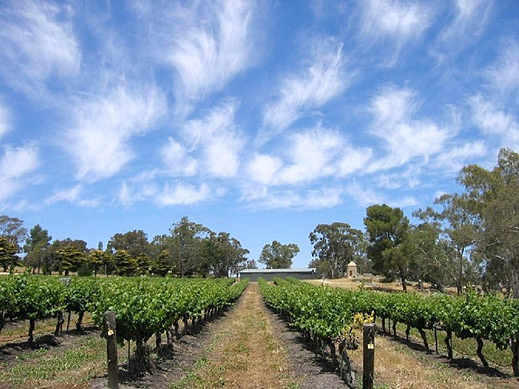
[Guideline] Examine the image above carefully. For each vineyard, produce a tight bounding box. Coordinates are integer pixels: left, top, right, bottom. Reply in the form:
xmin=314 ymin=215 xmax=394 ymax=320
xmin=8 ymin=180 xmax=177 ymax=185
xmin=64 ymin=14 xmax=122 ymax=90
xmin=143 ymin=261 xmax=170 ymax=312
xmin=2 ymin=274 xmax=519 ymax=388
xmin=0 ymin=274 xmax=248 ymax=377
xmin=260 ymin=277 xmax=519 ymax=383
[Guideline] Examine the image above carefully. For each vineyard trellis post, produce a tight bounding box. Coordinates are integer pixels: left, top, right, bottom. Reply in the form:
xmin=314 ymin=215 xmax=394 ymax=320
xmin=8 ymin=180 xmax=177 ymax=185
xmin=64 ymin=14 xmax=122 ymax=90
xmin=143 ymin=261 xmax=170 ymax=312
xmin=363 ymin=323 xmax=375 ymax=389
xmin=105 ymin=311 xmax=118 ymax=389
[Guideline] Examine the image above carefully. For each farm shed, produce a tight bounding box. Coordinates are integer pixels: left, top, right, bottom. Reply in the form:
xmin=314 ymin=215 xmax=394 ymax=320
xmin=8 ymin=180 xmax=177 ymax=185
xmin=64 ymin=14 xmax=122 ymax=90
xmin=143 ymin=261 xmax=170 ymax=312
xmin=239 ymin=268 xmax=316 ymax=282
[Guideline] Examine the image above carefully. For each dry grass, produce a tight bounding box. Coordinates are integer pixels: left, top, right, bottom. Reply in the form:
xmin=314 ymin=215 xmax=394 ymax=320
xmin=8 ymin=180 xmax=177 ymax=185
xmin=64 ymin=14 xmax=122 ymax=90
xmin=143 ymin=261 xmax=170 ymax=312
xmin=171 ymin=283 xmax=298 ymax=389
xmin=347 ymin=331 xmax=493 ymax=389
xmin=306 ymin=277 xmax=458 ymax=294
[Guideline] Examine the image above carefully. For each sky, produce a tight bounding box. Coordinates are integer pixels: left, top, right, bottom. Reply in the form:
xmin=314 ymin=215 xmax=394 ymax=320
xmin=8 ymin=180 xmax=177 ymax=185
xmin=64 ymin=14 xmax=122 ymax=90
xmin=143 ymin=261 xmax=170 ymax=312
xmin=0 ymin=0 xmax=518 ymax=269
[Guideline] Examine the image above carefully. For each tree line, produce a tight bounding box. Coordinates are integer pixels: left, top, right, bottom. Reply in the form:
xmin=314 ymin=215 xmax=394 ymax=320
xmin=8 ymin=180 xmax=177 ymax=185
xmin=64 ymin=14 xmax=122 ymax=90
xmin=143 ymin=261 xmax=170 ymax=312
xmin=307 ymin=148 xmax=519 ymax=297
xmin=0 ymin=216 xmax=251 ymax=278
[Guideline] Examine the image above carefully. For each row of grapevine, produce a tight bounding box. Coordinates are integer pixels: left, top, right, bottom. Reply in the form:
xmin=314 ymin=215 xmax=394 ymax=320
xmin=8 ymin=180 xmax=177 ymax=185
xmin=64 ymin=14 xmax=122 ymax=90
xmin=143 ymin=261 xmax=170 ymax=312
xmin=0 ymin=274 xmax=248 ymax=361
xmin=259 ymin=278 xmax=519 ymax=377
xmin=90 ymin=276 xmax=248 ymax=369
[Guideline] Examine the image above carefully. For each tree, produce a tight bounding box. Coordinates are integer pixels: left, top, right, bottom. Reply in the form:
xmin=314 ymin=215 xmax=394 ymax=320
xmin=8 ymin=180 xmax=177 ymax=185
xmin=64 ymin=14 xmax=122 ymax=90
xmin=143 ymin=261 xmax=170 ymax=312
xmin=414 ymin=201 xmax=477 ymax=295
xmin=364 ymin=204 xmax=410 ymax=291
xmin=0 ymin=237 xmax=18 ymax=272
xmin=114 ymin=249 xmax=136 ymax=276
xmin=47 ymin=239 xmax=88 ymax=273
xmin=169 ymin=217 xmax=211 ymax=277
xmin=23 ymin=225 xmax=52 ymax=274
xmin=0 ymin=215 xmax=27 ymax=248
xmin=308 ymin=222 xmax=364 ymax=279
xmin=135 ymin=253 xmax=152 ymax=275
xmin=152 ymin=250 xmax=172 ymax=276
xmin=404 ymin=219 xmax=448 ymax=289
xmin=205 ymin=232 xmax=249 ymax=277
xmin=108 ymin=230 xmax=150 ymax=258
xmin=89 ymin=249 xmax=113 ymax=277
xmin=457 ymin=148 xmax=519 ymax=297
xmin=56 ymin=246 xmax=86 ymax=276
xmin=259 ymin=240 xmax=299 ymax=269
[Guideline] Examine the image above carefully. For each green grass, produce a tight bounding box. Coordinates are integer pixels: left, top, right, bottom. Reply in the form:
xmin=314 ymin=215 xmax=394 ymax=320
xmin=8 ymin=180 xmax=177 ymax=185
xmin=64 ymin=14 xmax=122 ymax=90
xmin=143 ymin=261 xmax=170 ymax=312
xmin=0 ymin=336 xmax=105 ymax=385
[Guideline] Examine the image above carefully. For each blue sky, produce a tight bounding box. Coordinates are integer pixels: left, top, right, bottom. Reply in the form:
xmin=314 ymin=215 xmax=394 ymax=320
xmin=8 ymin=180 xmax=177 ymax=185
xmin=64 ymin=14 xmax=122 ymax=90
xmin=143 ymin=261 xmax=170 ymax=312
xmin=1 ymin=0 xmax=518 ymax=269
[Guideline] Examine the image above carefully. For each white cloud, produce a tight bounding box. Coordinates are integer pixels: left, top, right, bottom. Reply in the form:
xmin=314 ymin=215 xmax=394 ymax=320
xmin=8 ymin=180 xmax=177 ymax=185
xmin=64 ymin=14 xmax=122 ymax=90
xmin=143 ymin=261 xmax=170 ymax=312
xmin=261 ymin=37 xmax=349 ymax=141
xmin=277 ymin=128 xmax=344 ymax=184
xmin=45 ymin=184 xmax=101 ymax=207
xmin=388 ymin=196 xmax=417 ymax=208
xmin=182 ymin=100 xmax=244 ymax=178
xmin=0 ymin=144 xmax=39 ymax=202
xmin=470 ymin=95 xmax=519 ymax=149
xmin=368 ymin=86 xmax=451 ymax=170
xmin=0 ymin=102 xmax=10 ymax=138
xmin=0 ymin=0 xmax=80 ymax=94
xmin=65 ymin=85 xmax=166 ymax=182
xmin=117 ymin=172 xmax=159 ymax=207
xmin=434 ymin=141 xmax=487 ymax=172
xmin=161 ymin=137 xmax=198 ymax=176
xmin=486 ymin=42 xmax=519 ymax=98
xmin=247 ymin=154 xmax=283 ymax=185
xmin=338 ymin=147 xmax=373 ymax=176
xmin=155 ymin=182 xmax=212 ymax=206
xmin=434 ymin=0 xmax=492 ymax=56
xmin=359 ymin=0 xmax=432 ymax=65
xmin=241 ymin=185 xmax=343 ymax=210
xmin=376 ymin=167 xmax=421 ymax=190
xmin=345 ymin=180 xmax=383 ymax=206
xmin=144 ymin=0 xmax=260 ymax=113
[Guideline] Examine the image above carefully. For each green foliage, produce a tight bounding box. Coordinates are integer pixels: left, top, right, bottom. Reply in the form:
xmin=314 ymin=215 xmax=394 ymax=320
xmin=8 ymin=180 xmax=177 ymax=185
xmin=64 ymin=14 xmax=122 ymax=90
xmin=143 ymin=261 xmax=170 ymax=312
xmin=107 ymin=230 xmax=150 ymax=258
xmin=259 ymin=240 xmax=299 ymax=269
xmin=0 ymin=236 xmax=19 ymax=272
xmin=309 ymin=222 xmax=364 ymax=279
xmin=259 ymin=279 xmax=519 ymax=375
xmin=23 ymin=224 xmax=52 ymax=273
xmin=364 ymin=204 xmax=410 ymax=290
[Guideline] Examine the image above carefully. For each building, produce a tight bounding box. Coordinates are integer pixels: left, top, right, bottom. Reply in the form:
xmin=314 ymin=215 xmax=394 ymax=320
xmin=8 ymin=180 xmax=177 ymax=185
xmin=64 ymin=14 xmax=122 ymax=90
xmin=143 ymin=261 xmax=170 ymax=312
xmin=347 ymin=261 xmax=358 ymax=278
xmin=239 ymin=268 xmax=316 ymax=282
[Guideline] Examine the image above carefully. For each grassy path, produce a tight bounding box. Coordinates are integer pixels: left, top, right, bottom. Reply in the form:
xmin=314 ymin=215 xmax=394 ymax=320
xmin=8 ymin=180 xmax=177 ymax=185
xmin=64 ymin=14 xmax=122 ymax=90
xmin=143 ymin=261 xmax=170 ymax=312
xmin=171 ymin=283 xmax=298 ymax=389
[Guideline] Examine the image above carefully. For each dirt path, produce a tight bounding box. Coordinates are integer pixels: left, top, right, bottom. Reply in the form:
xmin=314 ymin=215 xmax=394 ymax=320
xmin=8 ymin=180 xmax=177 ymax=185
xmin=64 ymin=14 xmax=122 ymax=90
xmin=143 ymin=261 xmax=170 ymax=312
xmin=170 ymin=283 xmax=298 ymax=388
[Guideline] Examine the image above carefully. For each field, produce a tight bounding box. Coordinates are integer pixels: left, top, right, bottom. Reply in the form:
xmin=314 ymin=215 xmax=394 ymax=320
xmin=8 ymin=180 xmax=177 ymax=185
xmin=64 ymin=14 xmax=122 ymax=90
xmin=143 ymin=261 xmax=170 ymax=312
xmin=1 ymin=274 xmax=519 ymax=388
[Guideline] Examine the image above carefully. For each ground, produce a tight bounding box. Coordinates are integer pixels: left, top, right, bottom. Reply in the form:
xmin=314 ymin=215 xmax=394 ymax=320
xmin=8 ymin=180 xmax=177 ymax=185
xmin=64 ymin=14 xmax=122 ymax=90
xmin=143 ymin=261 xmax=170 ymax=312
xmin=1 ymin=282 xmax=519 ymax=388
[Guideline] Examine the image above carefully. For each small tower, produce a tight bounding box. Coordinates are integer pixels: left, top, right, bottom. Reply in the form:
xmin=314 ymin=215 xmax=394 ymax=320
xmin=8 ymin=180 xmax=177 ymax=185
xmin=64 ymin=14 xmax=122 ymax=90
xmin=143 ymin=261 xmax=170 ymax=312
xmin=347 ymin=261 xmax=358 ymax=278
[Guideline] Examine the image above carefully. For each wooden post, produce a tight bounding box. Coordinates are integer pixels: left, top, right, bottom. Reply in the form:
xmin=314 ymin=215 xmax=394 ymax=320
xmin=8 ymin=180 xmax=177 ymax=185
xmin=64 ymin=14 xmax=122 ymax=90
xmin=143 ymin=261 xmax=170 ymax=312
xmin=363 ymin=323 xmax=375 ymax=389
xmin=105 ymin=311 xmax=118 ymax=389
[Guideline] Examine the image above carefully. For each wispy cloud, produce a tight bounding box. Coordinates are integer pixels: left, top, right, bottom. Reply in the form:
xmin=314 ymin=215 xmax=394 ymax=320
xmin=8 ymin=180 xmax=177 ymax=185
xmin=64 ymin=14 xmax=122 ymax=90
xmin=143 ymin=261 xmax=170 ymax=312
xmin=368 ymin=86 xmax=451 ymax=170
xmin=433 ymin=0 xmax=492 ymax=58
xmin=241 ymin=185 xmax=343 ymax=210
xmin=358 ymin=0 xmax=432 ymax=65
xmin=434 ymin=140 xmax=487 ymax=172
xmin=117 ymin=172 xmax=159 ymax=207
xmin=0 ymin=102 xmax=11 ymax=139
xmin=246 ymin=154 xmax=283 ymax=185
xmin=276 ymin=127 xmax=344 ymax=184
xmin=0 ymin=144 xmax=39 ymax=202
xmin=45 ymin=184 xmax=101 ymax=207
xmin=138 ymin=0 xmax=261 ymax=114
xmin=470 ymin=95 xmax=519 ymax=148
xmin=64 ymin=85 xmax=166 ymax=182
xmin=155 ymin=182 xmax=212 ymax=206
xmin=0 ymin=0 xmax=80 ymax=95
xmin=345 ymin=180 xmax=383 ymax=206
xmin=182 ymin=100 xmax=244 ymax=179
xmin=260 ymin=37 xmax=349 ymax=142
xmin=161 ymin=138 xmax=198 ymax=177
xmin=485 ymin=42 xmax=519 ymax=98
